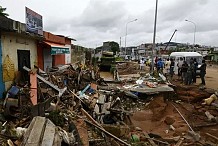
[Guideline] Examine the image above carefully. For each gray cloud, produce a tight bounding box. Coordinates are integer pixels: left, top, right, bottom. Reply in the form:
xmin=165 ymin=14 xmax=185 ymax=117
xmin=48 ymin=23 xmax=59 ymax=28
xmin=159 ymin=0 xmax=209 ymax=22
xmin=3 ymin=0 xmax=217 ymax=47
xmin=78 ymin=0 xmax=126 ymax=28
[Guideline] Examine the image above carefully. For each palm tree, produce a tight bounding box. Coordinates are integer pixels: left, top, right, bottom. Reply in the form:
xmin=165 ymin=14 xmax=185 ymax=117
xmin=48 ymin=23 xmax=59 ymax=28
xmin=0 ymin=6 xmax=9 ymax=17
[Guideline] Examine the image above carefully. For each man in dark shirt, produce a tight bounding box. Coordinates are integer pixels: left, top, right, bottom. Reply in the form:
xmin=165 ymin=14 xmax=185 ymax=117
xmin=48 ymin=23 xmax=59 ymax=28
xmin=200 ymin=59 xmax=206 ymax=85
xmin=193 ymin=58 xmax=198 ymax=83
xmin=187 ymin=60 xmax=194 ymax=85
xmin=181 ymin=61 xmax=188 ymax=85
xmin=170 ymin=58 xmax=175 ymax=78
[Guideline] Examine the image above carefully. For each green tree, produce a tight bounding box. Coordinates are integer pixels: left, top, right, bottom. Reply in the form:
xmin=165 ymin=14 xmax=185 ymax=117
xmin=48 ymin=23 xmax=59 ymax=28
xmin=0 ymin=6 xmax=9 ymax=17
xmin=109 ymin=41 xmax=119 ymax=54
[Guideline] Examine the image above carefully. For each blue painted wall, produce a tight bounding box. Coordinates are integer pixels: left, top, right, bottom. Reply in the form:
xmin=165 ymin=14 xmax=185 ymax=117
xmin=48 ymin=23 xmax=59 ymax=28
xmin=0 ymin=34 xmax=5 ymax=98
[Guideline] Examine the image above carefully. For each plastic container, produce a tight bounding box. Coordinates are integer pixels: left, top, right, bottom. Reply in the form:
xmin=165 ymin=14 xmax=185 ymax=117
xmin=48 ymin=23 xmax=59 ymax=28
xmin=8 ymin=86 xmax=19 ymax=97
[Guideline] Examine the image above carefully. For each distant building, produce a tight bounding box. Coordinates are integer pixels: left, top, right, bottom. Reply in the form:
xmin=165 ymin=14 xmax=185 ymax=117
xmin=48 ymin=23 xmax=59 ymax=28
xmin=210 ymin=47 xmax=218 ymax=62
xmin=37 ymin=31 xmax=74 ymax=71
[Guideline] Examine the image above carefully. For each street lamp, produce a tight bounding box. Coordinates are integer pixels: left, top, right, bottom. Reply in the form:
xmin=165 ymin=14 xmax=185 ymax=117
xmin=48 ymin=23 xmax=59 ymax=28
xmin=151 ymin=0 xmax=158 ymax=73
xmin=185 ymin=19 xmax=196 ymax=51
xmin=124 ymin=19 xmax=137 ymax=55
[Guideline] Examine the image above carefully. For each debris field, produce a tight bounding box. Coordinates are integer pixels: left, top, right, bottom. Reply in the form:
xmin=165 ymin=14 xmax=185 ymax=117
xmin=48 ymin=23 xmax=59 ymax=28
xmin=0 ymin=62 xmax=218 ymax=146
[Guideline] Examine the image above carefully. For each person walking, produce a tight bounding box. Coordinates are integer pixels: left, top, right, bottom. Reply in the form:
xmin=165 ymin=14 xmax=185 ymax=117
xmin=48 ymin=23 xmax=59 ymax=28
xmin=200 ymin=59 xmax=207 ymax=86
xmin=193 ymin=58 xmax=198 ymax=83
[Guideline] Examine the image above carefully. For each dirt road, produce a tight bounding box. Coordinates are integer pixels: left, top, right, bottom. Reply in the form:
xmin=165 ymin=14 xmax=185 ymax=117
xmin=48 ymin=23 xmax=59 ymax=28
xmin=197 ymin=65 xmax=218 ymax=90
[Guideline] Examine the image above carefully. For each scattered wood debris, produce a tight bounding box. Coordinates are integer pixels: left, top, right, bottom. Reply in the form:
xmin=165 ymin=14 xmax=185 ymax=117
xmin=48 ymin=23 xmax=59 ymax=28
xmin=0 ymin=62 xmax=217 ymax=145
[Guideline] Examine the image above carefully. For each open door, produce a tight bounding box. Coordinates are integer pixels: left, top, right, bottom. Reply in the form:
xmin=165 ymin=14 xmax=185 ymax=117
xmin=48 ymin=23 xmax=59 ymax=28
xmin=17 ymin=50 xmax=31 ymax=82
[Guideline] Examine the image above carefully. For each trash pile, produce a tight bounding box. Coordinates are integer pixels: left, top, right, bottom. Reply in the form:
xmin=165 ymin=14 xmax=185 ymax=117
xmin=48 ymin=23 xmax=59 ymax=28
xmin=0 ymin=63 xmax=218 ymax=146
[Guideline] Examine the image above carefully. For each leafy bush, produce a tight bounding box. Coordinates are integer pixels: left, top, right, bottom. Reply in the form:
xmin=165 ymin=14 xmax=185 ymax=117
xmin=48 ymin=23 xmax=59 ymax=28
xmin=115 ymin=57 xmax=124 ymax=61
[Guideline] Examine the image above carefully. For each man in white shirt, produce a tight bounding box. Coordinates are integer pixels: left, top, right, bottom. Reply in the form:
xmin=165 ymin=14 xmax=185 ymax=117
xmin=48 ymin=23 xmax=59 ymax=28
xmin=164 ymin=58 xmax=171 ymax=75
xmin=177 ymin=57 xmax=184 ymax=79
xmin=139 ymin=58 xmax=145 ymax=70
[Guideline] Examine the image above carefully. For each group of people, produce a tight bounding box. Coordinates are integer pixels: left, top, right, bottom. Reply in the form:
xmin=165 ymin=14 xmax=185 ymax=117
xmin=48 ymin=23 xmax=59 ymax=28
xmin=166 ymin=57 xmax=207 ymax=86
xmin=139 ymin=56 xmax=207 ymax=86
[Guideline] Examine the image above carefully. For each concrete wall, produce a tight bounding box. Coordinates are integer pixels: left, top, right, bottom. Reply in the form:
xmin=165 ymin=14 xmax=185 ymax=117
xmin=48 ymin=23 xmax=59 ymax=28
xmin=65 ymin=44 xmax=71 ymax=64
xmin=1 ymin=32 xmax=38 ymax=90
xmin=0 ymin=34 xmax=5 ymax=98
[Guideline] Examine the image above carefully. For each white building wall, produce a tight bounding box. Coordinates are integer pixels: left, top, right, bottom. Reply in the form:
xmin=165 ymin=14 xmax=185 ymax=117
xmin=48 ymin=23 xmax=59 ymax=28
xmin=65 ymin=44 xmax=71 ymax=64
xmin=1 ymin=33 xmax=38 ymax=90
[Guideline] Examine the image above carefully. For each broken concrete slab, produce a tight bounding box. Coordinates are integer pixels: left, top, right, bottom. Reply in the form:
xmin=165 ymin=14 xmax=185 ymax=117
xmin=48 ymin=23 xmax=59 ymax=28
xmin=129 ymin=84 xmax=174 ymax=94
xmin=21 ymin=116 xmax=64 ymax=146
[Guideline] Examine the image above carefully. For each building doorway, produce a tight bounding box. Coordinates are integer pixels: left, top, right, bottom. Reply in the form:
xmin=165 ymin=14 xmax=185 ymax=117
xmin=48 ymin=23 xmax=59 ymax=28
xmin=17 ymin=50 xmax=31 ymax=83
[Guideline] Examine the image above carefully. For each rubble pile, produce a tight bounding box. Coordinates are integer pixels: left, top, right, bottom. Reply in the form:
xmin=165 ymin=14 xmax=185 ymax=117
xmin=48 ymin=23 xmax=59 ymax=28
xmin=117 ymin=62 xmax=144 ymax=75
xmin=0 ymin=63 xmax=217 ymax=146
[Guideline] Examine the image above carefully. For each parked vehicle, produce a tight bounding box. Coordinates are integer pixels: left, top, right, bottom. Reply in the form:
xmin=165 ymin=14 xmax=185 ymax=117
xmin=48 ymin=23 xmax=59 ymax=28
xmin=170 ymin=52 xmax=203 ymax=75
xmin=99 ymin=51 xmax=116 ymax=71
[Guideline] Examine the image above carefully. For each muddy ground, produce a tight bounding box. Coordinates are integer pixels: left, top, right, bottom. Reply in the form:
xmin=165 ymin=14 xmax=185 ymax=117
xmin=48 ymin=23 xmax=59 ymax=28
xmin=201 ymin=65 xmax=218 ymax=90
xmin=116 ymin=62 xmax=218 ymax=145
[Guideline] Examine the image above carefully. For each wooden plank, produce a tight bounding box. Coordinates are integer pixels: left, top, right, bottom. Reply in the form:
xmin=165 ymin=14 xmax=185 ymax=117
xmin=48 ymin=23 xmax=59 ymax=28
xmin=81 ymin=108 xmax=103 ymax=128
xmin=85 ymin=120 xmax=131 ymax=146
xmin=30 ymin=69 xmax=37 ymax=105
xmin=206 ymin=133 xmax=218 ymax=141
xmin=175 ymin=138 xmax=184 ymax=146
xmin=26 ymin=116 xmax=46 ymax=146
xmin=41 ymin=119 xmax=56 ymax=146
xmin=21 ymin=117 xmax=36 ymax=146
xmin=23 ymin=66 xmax=67 ymax=97
xmin=74 ymin=119 xmax=89 ymax=146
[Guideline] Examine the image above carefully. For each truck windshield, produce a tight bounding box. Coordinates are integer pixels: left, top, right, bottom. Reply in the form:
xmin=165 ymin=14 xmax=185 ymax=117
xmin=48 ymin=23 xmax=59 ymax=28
xmin=186 ymin=56 xmax=203 ymax=65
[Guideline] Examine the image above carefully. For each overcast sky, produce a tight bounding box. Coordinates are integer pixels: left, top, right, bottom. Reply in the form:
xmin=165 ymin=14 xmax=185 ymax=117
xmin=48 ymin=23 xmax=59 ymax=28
xmin=1 ymin=0 xmax=218 ymax=48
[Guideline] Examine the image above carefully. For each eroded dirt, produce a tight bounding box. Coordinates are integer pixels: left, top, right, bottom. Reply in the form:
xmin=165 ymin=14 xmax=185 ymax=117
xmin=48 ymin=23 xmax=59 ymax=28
xmin=130 ymin=75 xmax=218 ymax=144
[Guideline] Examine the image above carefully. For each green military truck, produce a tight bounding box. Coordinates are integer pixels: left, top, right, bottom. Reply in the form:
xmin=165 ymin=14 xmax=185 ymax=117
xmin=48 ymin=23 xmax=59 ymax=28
xmin=99 ymin=51 xmax=116 ymax=71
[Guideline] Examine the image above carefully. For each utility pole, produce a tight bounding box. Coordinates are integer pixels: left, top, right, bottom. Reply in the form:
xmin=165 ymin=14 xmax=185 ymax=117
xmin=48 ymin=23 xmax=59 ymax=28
xmin=151 ymin=0 xmax=158 ymax=73
xmin=120 ymin=37 xmax=121 ymax=48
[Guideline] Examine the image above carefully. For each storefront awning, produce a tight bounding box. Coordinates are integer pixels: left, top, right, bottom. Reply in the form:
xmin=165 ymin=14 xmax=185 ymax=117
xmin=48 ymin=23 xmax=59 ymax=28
xmin=44 ymin=41 xmax=70 ymax=55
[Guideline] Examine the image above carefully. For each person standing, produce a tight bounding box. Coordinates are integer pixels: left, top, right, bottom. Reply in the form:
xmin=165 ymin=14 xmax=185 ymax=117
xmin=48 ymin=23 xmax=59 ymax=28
xmin=139 ymin=58 xmax=145 ymax=70
xmin=177 ymin=57 xmax=184 ymax=80
xmin=170 ymin=58 xmax=175 ymax=79
xmin=187 ymin=60 xmax=194 ymax=85
xmin=164 ymin=58 xmax=171 ymax=76
xmin=200 ymin=59 xmax=206 ymax=86
xmin=193 ymin=58 xmax=198 ymax=83
xmin=181 ymin=61 xmax=188 ymax=85
xmin=157 ymin=58 xmax=164 ymax=73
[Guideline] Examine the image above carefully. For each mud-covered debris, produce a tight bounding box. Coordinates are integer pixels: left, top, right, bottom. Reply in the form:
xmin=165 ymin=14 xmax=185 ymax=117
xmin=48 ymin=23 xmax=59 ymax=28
xmin=164 ymin=116 xmax=175 ymax=125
